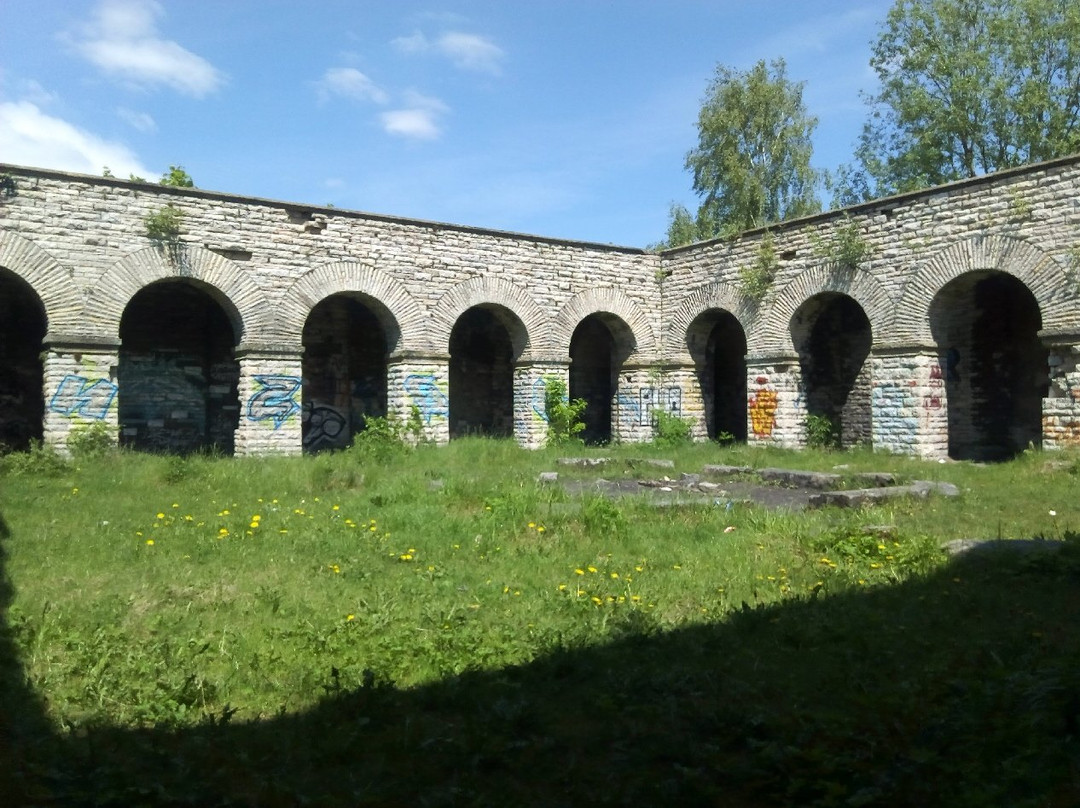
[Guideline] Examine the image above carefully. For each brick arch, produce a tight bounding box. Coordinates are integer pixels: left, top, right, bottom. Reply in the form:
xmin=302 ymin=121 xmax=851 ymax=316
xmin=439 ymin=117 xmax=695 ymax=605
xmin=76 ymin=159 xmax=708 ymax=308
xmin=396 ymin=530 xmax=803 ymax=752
xmin=752 ymin=265 xmax=894 ymax=357
xmin=429 ymin=277 xmax=550 ymax=361
xmin=894 ymin=235 xmax=1077 ymax=343
xmin=277 ymin=261 xmax=424 ymax=355
xmin=0 ymin=229 xmax=83 ymax=339
xmin=665 ymin=282 xmax=755 ymax=364
xmin=84 ymin=246 xmax=266 ymax=347
xmin=553 ymin=287 xmax=656 ymax=362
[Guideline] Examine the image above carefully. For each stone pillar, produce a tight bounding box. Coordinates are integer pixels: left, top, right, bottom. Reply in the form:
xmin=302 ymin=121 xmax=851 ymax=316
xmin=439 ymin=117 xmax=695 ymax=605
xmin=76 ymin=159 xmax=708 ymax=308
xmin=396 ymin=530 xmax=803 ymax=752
xmin=1042 ymin=333 xmax=1080 ymax=450
xmin=870 ymin=347 xmax=949 ymax=458
xmin=233 ymin=347 xmax=304 ymax=456
xmin=387 ymin=352 xmax=450 ymax=445
xmin=745 ymin=356 xmax=802 ymax=448
xmin=513 ymin=360 xmax=568 ymax=449
xmin=609 ymin=364 xmax=661 ymax=444
xmin=657 ymin=363 xmax=705 ymax=440
xmin=41 ymin=338 xmax=121 ymax=455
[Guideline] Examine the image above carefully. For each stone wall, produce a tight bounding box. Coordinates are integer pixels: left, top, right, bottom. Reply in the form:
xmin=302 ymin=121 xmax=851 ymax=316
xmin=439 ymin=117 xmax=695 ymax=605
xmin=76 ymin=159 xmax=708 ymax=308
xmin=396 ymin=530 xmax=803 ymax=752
xmin=2 ymin=155 xmax=1080 ymax=457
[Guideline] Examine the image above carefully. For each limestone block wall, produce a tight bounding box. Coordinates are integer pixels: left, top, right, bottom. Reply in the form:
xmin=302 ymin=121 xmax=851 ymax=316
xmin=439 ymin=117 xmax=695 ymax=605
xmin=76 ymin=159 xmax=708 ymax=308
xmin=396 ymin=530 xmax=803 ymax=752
xmin=3 ymin=155 xmax=1080 ymax=457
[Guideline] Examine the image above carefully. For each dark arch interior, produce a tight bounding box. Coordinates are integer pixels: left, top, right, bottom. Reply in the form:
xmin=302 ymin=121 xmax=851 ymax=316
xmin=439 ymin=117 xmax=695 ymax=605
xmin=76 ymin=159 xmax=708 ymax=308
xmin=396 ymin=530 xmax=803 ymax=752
xmin=930 ymin=271 xmax=1046 ymax=461
xmin=0 ymin=269 xmax=46 ymax=451
xmin=119 ymin=281 xmax=239 ymax=454
xmin=691 ymin=311 xmax=747 ymax=442
xmin=792 ymin=293 xmax=872 ymax=447
xmin=449 ymin=306 xmax=514 ymax=438
xmin=302 ymin=295 xmax=388 ymax=452
xmin=569 ymin=315 xmax=616 ymax=445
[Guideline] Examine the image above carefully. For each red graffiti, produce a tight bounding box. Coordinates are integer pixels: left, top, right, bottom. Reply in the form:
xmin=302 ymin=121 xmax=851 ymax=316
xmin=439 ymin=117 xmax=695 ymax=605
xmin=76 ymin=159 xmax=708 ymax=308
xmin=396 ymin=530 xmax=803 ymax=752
xmin=923 ymin=394 xmax=942 ymax=410
xmin=929 ymin=364 xmax=943 ymax=381
xmin=749 ymin=390 xmax=779 ymax=437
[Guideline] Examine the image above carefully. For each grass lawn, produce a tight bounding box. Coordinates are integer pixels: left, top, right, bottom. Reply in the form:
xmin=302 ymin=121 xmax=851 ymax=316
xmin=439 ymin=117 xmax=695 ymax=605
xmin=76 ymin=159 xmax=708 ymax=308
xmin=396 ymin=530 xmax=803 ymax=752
xmin=2 ymin=438 xmax=1079 ymax=806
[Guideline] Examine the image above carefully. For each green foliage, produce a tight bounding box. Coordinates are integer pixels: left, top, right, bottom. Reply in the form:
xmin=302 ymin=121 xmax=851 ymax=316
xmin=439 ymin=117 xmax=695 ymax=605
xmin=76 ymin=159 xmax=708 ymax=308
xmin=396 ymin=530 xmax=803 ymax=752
xmin=849 ymin=0 xmax=1080 ymax=197
xmin=678 ymin=58 xmax=821 ymax=241
xmin=543 ymin=377 xmax=586 ymax=447
xmin=0 ymin=173 xmax=17 ymax=199
xmin=805 ymin=413 xmax=840 ymax=449
xmin=159 ymin=165 xmax=195 ymax=188
xmin=67 ymin=422 xmax=115 ymax=458
xmin=1008 ymin=190 xmax=1034 ymax=222
xmin=0 ymin=440 xmax=70 ymax=476
xmin=812 ymin=215 xmax=874 ymax=269
xmin=144 ymin=205 xmax=184 ymax=246
xmin=351 ymin=415 xmax=411 ymax=460
xmin=739 ymin=230 xmax=779 ymax=301
xmin=651 ymin=409 xmax=694 ymax=448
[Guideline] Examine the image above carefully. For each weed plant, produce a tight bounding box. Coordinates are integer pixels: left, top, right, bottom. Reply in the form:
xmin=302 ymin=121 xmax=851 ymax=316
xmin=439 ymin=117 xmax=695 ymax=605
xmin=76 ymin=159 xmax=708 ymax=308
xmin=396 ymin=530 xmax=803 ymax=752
xmin=2 ymin=440 xmax=1078 ymax=805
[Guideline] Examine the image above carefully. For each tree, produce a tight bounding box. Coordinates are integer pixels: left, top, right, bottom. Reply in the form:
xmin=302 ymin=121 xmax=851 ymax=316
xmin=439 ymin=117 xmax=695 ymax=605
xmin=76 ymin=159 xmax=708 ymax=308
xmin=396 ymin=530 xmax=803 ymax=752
xmin=842 ymin=0 xmax=1080 ymax=200
xmin=662 ymin=58 xmax=821 ymax=248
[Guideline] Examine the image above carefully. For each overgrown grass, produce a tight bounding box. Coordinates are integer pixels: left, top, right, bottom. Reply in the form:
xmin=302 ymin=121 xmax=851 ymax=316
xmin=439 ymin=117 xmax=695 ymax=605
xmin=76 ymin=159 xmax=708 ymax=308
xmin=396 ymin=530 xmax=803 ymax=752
xmin=2 ymin=439 xmax=1079 ymax=805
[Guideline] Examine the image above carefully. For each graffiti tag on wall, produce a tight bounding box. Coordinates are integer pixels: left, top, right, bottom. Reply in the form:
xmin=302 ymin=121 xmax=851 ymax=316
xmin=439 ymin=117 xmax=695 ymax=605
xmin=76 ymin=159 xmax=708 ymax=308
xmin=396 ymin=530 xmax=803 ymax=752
xmin=923 ymin=363 xmax=944 ymax=410
xmin=531 ymin=378 xmax=550 ymax=423
xmin=302 ymin=401 xmax=347 ymax=451
xmin=749 ymin=389 xmax=778 ymax=437
xmin=246 ymin=375 xmax=301 ymax=429
xmin=616 ymin=386 xmax=683 ymax=427
xmin=404 ymin=373 xmax=449 ymax=424
xmin=48 ymin=374 xmax=118 ymax=420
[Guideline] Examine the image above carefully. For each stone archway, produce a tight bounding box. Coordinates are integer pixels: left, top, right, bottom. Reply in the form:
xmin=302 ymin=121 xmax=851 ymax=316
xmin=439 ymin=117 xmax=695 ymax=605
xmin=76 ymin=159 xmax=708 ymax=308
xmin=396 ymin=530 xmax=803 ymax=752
xmin=301 ymin=293 xmax=391 ymax=452
xmin=568 ymin=313 xmax=637 ymax=445
xmin=0 ymin=268 xmax=47 ymax=450
xmin=118 ymin=280 xmax=240 ymax=454
xmin=791 ymin=293 xmax=872 ymax=447
xmin=448 ymin=305 xmax=522 ymax=438
xmin=687 ymin=309 xmax=747 ymax=442
xmin=930 ymin=270 xmax=1046 ymax=460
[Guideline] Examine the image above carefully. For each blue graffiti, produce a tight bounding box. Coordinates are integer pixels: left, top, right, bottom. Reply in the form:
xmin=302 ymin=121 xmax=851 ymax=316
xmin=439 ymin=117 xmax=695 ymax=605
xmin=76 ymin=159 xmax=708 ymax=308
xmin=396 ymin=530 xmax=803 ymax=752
xmin=531 ymin=378 xmax=550 ymax=422
xmin=404 ymin=373 xmax=449 ymax=424
xmin=48 ymin=374 xmax=118 ymax=420
xmin=246 ymin=375 xmax=301 ymax=429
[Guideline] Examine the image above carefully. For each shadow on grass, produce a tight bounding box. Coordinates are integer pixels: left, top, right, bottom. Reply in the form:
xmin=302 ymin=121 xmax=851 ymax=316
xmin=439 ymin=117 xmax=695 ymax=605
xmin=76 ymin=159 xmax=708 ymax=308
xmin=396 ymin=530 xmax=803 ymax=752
xmin=3 ymin=510 xmax=1080 ymax=806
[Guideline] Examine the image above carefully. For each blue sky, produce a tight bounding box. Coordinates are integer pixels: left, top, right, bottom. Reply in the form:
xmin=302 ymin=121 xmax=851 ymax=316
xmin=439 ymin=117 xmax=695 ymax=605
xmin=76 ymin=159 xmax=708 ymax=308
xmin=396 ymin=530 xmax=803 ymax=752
xmin=2 ymin=1 xmax=893 ymax=247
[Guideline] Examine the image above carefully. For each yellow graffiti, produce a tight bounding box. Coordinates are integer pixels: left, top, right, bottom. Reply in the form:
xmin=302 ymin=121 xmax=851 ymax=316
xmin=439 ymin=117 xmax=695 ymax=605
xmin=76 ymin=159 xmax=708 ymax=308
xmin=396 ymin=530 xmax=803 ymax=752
xmin=749 ymin=390 xmax=778 ymax=437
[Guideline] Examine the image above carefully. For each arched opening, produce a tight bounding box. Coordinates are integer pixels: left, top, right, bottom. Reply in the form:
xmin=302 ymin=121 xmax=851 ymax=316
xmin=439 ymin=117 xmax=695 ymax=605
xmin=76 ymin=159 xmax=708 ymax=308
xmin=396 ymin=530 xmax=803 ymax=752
xmin=688 ymin=310 xmax=747 ymax=442
xmin=569 ymin=314 xmax=636 ymax=445
xmin=791 ymin=293 xmax=872 ymax=448
xmin=930 ymin=271 xmax=1046 ymax=460
xmin=0 ymin=269 xmax=46 ymax=451
xmin=301 ymin=294 xmax=389 ymax=452
xmin=118 ymin=281 xmax=239 ymax=454
xmin=448 ymin=305 xmax=518 ymax=438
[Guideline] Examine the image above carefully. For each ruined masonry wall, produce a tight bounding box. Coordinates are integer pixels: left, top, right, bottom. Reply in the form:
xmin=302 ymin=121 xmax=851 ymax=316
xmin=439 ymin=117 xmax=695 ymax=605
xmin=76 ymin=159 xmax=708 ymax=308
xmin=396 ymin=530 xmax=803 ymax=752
xmin=2 ymin=155 xmax=1080 ymax=456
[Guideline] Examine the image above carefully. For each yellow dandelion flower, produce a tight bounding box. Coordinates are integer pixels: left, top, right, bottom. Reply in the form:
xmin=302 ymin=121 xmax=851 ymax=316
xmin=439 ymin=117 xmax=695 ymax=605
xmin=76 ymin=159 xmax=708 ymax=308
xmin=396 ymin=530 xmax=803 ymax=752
xmin=221 ymin=509 xmax=230 ymax=516
xmin=346 ymin=614 xmax=355 ymax=621
xmin=587 ymin=565 xmax=597 ymax=573
xmin=558 ymin=584 xmax=567 ymax=591
xmin=332 ymin=504 xmax=340 ymax=511
xmin=145 ymin=539 xmax=154 ymax=546
xmin=71 ymin=487 xmax=79 ymax=494
xmin=369 ymin=526 xmax=377 ymax=532
xmin=528 ymin=522 xmax=535 ymax=528
xmin=610 ymin=572 xmax=619 ymax=579
xmin=537 ymin=526 xmax=545 ymax=533
xmin=574 ymin=568 xmax=585 ymax=575
xmin=135 ymin=531 xmax=143 ymax=537
xmin=591 ymin=596 xmax=603 ymax=605
xmin=673 ymin=564 xmax=682 ymax=570
xmin=156 ymin=512 xmax=165 ymax=520
xmin=631 ymin=595 xmax=641 ymax=602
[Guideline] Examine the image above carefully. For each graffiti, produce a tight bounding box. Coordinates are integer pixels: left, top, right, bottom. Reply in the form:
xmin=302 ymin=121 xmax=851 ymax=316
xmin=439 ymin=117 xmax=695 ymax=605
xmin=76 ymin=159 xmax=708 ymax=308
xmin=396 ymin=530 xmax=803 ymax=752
xmin=749 ymin=389 xmax=779 ymax=437
xmin=48 ymin=374 xmax=118 ymax=420
xmin=923 ymin=363 xmax=945 ymax=410
xmin=404 ymin=373 xmax=449 ymax=424
xmin=640 ymin=386 xmax=682 ymax=425
xmin=302 ymin=401 xmax=347 ymax=451
xmin=246 ymin=375 xmax=301 ymax=429
xmin=615 ymin=386 xmax=683 ymax=426
xmin=531 ymin=378 xmax=549 ymax=422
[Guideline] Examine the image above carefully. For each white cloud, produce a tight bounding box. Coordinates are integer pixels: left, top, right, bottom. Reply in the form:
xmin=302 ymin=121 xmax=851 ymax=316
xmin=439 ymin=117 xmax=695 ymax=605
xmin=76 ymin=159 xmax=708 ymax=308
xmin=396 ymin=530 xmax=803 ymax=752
xmin=315 ymin=67 xmax=388 ymax=104
xmin=392 ymin=29 xmax=505 ymax=75
xmin=17 ymin=80 xmax=59 ymax=107
xmin=0 ymin=101 xmax=152 ymax=177
xmin=380 ymin=91 xmax=449 ymax=140
xmin=391 ymin=31 xmax=429 ymax=55
xmin=380 ymin=109 xmax=441 ymax=140
xmin=117 ymin=106 xmax=157 ymax=132
xmin=69 ymin=0 xmax=223 ymax=97
xmin=437 ymin=32 xmax=504 ymax=74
